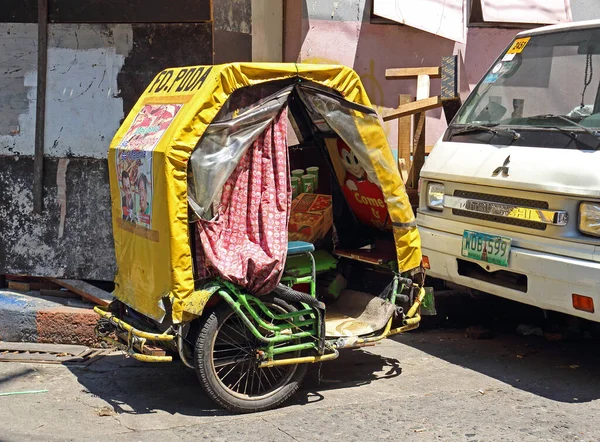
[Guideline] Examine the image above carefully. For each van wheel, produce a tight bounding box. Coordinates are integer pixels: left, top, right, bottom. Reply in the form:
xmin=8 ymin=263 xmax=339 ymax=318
xmin=194 ymin=295 xmax=308 ymax=413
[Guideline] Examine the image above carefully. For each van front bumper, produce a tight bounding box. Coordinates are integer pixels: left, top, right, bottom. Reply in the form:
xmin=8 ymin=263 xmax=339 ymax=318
xmin=419 ymin=223 xmax=600 ymax=322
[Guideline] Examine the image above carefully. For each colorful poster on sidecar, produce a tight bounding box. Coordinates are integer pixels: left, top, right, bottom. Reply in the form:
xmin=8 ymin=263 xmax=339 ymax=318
xmin=115 ymin=103 xmax=183 ymax=228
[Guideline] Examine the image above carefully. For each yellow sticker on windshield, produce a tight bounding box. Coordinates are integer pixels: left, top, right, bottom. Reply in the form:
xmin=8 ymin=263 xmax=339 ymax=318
xmin=507 ymin=37 xmax=530 ymax=54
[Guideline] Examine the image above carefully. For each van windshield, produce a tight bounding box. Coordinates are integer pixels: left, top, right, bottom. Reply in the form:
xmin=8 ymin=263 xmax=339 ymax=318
xmin=455 ymin=28 xmax=600 ymax=131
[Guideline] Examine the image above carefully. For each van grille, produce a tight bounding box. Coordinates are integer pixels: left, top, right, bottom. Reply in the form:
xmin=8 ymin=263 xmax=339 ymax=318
xmin=452 ymin=190 xmax=549 ymax=231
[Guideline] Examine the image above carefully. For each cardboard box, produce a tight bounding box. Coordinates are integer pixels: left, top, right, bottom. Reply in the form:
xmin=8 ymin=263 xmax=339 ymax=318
xmin=288 ymin=193 xmax=333 ymax=242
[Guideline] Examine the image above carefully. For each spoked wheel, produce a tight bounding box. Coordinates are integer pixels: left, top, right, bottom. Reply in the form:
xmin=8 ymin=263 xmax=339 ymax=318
xmin=194 ymin=295 xmax=308 ymax=413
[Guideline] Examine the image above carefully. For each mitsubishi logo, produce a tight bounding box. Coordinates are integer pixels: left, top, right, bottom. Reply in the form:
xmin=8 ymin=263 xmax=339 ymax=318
xmin=492 ymin=155 xmax=510 ymax=177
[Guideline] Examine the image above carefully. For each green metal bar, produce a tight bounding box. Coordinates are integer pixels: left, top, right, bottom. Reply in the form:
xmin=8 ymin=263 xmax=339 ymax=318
xmin=219 ymin=284 xmax=289 ymax=332
xmin=246 ymin=305 xmax=316 ymax=325
xmin=299 ymin=302 xmax=318 ymax=324
xmin=306 ymin=251 xmax=316 ymax=297
xmin=246 ymin=294 xmax=285 ymax=320
xmin=282 ymin=256 xmax=317 ymax=291
xmin=290 ymin=319 xmax=317 ymax=328
xmin=294 ymin=276 xmax=313 ymax=284
xmin=246 ymin=294 xmax=313 ymax=321
xmin=222 ymin=284 xmax=319 ymax=337
xmin=218 ymin=290 xmax=284 ymax=342
xmin=221 ymin=280 xmax=315 ymax=331
xmin=217 ymin=289 xmax=316 ymax=343
xmin=270 ymin=342 xmax=316 ymax=356
xmin=239 ymin=295 xmax=305 ymax=332
xmin=272 ymin=331 xmax=314 ymax=341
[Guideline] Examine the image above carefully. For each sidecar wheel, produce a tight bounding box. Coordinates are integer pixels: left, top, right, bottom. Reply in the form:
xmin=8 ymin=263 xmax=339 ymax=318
xmin=194 ymin=295 xmax=308 ymax=413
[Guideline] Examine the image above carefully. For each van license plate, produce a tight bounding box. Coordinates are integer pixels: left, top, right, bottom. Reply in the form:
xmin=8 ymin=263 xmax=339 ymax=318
xmin=461 ymin=230 xmax=511 ymax=267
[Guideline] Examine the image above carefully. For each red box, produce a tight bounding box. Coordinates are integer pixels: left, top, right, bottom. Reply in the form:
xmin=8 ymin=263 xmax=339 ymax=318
xmin=288 ymin=193 xmax=333 ymax=242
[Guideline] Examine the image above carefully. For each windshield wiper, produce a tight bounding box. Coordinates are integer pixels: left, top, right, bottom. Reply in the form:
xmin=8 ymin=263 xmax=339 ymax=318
xmin=537 ymin=125 xmax=578 ymax=141
xmin=526 ymin=114 xmax=600 ymax=139
xmin=451 ymin=124 xmax=521 ymax=140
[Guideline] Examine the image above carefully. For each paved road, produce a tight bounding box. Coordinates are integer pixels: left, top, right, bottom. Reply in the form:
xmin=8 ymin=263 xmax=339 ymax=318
xmin=1 ymin=329 xmax=600 ymax=441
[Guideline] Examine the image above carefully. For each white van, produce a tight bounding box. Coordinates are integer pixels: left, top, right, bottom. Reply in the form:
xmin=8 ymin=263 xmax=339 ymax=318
xmin=418 ymin=20 xmax=600 ymax=322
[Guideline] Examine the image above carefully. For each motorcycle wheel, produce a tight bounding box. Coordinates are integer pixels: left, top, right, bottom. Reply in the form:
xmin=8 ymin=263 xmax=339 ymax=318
xmin=194 ymin=295 xmax=308 ymax=413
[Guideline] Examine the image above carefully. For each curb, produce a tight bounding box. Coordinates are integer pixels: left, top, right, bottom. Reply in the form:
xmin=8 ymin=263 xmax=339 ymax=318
xmin=0 ymin=290 xmax=100 ymax=346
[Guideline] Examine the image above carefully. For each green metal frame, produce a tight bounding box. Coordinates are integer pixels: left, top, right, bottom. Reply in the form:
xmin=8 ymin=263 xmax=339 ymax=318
xmin=94 ymin=242 xmax=426 ymax=368
xmin=280 ymin=249 xmax=338 ymax=297
xmin=95 ymin=249 xmax=422 ymax=366
xmin=216 ymin=280 xmax=322 ymax=360
xmin=213 ymin=259 xmax=413 ymax=363
xmin=279 ymin=251 xmax=317 ymax=297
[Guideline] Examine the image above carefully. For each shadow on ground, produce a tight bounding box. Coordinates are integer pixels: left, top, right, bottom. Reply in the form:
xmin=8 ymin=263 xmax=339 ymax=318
xmin=67 ymin=292 xmax=600 ymax=415
xmin=396 ymin=292 xmax=600 ymax=404
xmin=67 ymin=347 xmax=402 ymax=417
xmin=292 ymin=347 xmax=403 ymax=406
xmin=68 ymin=355 xmax=221 ymax=417
xmin=0 ymin=367 xmax=37 ymax=386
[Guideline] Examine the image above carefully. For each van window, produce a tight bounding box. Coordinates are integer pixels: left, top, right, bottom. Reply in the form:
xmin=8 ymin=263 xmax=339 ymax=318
xmin=455 ymin=29 xmax=600 ymax=130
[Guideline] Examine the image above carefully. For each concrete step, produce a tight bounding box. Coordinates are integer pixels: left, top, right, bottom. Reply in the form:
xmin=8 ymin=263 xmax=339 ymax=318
xmin=0 ymin=289 xmax=100 ymax=346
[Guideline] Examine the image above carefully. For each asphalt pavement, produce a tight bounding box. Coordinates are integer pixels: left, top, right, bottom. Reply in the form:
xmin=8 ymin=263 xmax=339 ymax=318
xmin=2 ymin=326 xmax=600 ymax=441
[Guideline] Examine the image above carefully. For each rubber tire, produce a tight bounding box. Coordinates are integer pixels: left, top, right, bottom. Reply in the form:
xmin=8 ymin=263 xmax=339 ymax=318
xmin=194 ymin=295 xmax=308 ymax=413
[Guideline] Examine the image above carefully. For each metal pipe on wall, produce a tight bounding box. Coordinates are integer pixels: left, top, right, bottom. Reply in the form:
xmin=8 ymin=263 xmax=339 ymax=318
xmin=33 ymin=0 xmax=48 ymax=213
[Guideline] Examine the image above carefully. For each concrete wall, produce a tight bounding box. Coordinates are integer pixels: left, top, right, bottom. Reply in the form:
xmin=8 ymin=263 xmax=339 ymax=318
xmin=0 ymin=1 xmax=252 ymax=281
xmin=572 ymin=0 xmax=600 ymax=21
xmin=251 ymin=0 xmax=283 ymax=61
xmin=285 ymin=0 xmax=600 ymax=149
xmin=214 ymin=0 xmax=253 ymax=64
xmin=0 ymin=24 xmax=136 ymax=280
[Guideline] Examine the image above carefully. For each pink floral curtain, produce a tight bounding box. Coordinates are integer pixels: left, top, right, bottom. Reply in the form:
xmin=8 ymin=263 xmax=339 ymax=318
xmin=194 ymin=107 xmax=290 ymax=295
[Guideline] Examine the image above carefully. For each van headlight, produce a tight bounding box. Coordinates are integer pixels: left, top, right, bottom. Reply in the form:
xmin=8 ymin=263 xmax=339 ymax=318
xmin=579 ymin=202 xmax=600 ymax=237
xmin=426 ymin=182 xmax=445 ymax=211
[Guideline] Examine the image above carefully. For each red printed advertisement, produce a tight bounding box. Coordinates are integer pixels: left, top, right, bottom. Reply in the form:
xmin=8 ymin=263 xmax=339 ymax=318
xmin=115 ymin=103 xmax=183 ymax=228
xmin=326 ymin=138 xmax=391 ymax=230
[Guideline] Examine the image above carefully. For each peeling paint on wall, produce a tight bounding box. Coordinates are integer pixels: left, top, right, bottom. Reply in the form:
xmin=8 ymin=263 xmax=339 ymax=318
xmin=214 ymin=0 xmax=252 ymax=64
xmin=0 ymin=156 xmax=115 ymax=279
xmin=0 ymin=16 xmax=245 ymax=281
xmin=0 ymin=23 xmax=133 ymax=159
xmin=214 ymin=0 xmax=252 ymax=34
xmin=303 ymin=0 xmax=366 ymax=22
xmin=0 ymin=24 xmax=36 ymax=150
xmin=56 ymin=158 xmax=69 ymax=239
